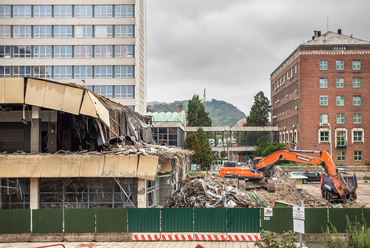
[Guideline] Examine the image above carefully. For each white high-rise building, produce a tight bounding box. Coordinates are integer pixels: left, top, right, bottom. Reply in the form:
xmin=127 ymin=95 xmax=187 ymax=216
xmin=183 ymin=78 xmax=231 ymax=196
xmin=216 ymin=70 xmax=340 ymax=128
xmin=0 ymin=1 xmax=147 ymax=114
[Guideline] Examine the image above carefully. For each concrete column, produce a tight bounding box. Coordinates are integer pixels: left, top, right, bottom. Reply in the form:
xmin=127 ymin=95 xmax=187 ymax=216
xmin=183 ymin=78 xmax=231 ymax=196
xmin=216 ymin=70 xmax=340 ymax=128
xmin=137 ymin=179 xmax=146 ymax=208
xmin=30 ymin=178 xmax=39 ymax=209
xmin=30 ymin=106 xmax=41 ymax=153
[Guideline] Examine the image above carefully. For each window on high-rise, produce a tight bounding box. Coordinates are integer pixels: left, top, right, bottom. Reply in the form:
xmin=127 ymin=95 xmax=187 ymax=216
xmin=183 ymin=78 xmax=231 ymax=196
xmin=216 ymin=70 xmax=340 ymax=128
xmin=0 ymin=46 xmax=11 ymax=58
xmin=0 ymin=5 xmax=11 ymax=18
xmin=74 ymin=46 xmax=92 ymax=58
xmin=34 ymin=46 xmax=52 ymax=58
xmin=352 ymin=60 xmax=361 ymax=70
xmin=94 ymin=86 xmax=113 ymax=98
xmin=353 ymin=78 xmax=361 ymax=88
xmin=320 ymin=78 xmax=328 ymax=88
xmin=115 ymin=25 xmax=134 ymax=37
xmin=115 ymin=5 xmax=134 ymax=17
xmin=13 ymin=26 xmax=32 ymax=38
xmin=320 ymin=96 xmax=328 ymax=106
xmin=0 ymin=66 xmax=11 ymax=77
xmin=74 ymin=25 xmax=93 ymax=38
xmin=336 ymin=96 xmax=344 ymax=106
xmin=33 ymin=26 xmax=52 ymax=38
xmin=336 ymin=78 xmax=344 ymax=88
xmin=33 ymin=66 xmax=52 ymax=78
xmin=354 ymin=151 xmax=362 ymax=162
xmin=74 ymin=66 xmax=93 ymax=78
xmin=95 ymin=46 xmax=113 ymax=58
xmin=94 ymin=5 xmax=113 ymax=17
xmin=336 ymin=131 xmax=346 ymax=147
xmin=13 ymin=46 xmax=31 ymax=58
xmin=95 ymin=25 xmax=113 ymax=38
xmin=13 ymin=66 xmax=31 ymax=77
xmin=337 ymin=151 xmax=346 ymax=161
xmin=0 ymin=25 xmax=11 ymax=38
xmin=13 ymin=5 xmax=31 ymax=18
xmin=319 ymin=60 xmax=327 ymax=70
xmin=115 ymin=86 xmax=134 ymax=98
xmin=115 ymin=45 xmax=134 ymax=57
xmin=54 ymin=26 xmax=72 ymax=38
xmin=336 ymin=113 xmax=345 ymax=124
xmin=336 ymin=60 xmax=344 ymax=70
xmin=74 ymin=5 xmax=92 ymax=17
xmin=353 ymin=96 xmax=361 ymax=106
xmin=353 ymin=114 xmax=362 ymax=124
xmin=320 ymin=113 xmax=328 ymax=124
xmin=115 ymin=65 xmax=134 ymax=78
xmin=94 ymin=65 xmax=113 ymax=78
xmin=33 ymin=5 xmax=52 ymax=18
xmin=54 ymin=6 xmax=72 ymax=17
xmin=54 ymin=66 xmax=72 ymax=78
xmin=54 ymin=46 xmax=72 ymax=58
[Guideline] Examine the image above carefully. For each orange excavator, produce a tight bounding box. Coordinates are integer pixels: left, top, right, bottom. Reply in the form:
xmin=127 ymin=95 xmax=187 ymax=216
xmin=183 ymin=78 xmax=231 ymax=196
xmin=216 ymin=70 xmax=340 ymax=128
xmin=220 ymin=150 xmax=357 ymax=202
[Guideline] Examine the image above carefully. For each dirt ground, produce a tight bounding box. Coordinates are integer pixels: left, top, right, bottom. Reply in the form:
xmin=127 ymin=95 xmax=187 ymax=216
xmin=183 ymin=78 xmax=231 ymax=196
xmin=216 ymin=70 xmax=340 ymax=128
xmin=302 ymin=180 xmax=370 ymax=208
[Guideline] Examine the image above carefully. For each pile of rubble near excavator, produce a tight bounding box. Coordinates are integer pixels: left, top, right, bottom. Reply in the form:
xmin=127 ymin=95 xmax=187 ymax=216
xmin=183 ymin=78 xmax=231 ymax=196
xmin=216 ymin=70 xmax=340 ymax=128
xmin=166 ymin=167 xmax=363 ymax=208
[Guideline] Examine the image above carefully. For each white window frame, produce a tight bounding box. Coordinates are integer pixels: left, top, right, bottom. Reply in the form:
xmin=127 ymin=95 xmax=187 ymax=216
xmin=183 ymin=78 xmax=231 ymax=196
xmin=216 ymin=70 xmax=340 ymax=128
xmin=34 ymin=46 xmax=52 ymax=58
xmin=320 ymin=113 xmax=328 ymax=124
xmin=54 ymin=5 xmax=72 ymax=18
xmin=54 ymin=46 xmax=72 ymax=58
xmin=13 ymin=25 xmax=31 ymax=38
xmin=318 ymin=128 xmax=330 ymax=144
xmin=352 ymin=128 xmax=364 ymax=143
xmin=74 ymin=46 xmax=92 ymax=58
xmin=0 ymin=25 xmax=11 ymax=38
xmin=74 ymin=25 xmax=93 ymax=38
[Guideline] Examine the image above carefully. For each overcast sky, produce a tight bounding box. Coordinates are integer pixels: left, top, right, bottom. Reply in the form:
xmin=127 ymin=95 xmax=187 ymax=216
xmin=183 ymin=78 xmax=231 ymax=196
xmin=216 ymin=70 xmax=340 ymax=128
xmin=146 ymin=0 xmax=370 ymax=115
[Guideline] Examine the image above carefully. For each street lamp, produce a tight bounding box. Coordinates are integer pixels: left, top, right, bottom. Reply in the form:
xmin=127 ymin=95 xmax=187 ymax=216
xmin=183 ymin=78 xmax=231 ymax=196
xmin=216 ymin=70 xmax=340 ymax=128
xmin=290 ymin=174 xmax=308 ymax=248
xmin=327 ymin=123 xmax=332 ymax=156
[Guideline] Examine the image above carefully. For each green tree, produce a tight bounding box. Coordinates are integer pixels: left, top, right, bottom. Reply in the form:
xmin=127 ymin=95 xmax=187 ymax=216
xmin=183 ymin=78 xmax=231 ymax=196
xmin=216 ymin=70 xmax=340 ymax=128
xmin=245 ymin=91 xmax=271 ymax=126
xmin=196 ymin=127 xmax=213 ymax=168
xmin=183 ymin=133 xmax=201 ymax=164
xmin=187 ymin=95 xmax=212 ymax=127
xmin=256 ymin=142 xmax=285 ymax=157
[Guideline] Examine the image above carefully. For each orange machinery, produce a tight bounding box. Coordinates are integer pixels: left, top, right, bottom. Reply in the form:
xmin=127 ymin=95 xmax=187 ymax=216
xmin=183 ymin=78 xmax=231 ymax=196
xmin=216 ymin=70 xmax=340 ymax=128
xmin=220 ymin=150 xmax=353 ymax=201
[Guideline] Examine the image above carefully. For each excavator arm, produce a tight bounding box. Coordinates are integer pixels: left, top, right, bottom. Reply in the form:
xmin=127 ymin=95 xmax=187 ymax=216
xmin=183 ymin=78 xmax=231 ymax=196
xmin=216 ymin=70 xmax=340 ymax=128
xmin=253 ymin=150 xmax=349 ymax=200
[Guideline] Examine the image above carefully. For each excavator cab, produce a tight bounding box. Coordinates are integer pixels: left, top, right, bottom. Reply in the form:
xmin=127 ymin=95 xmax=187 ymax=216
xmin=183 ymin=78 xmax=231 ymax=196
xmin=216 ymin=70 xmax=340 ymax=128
xmin=253 ymin=157 xmax=263 ymax=166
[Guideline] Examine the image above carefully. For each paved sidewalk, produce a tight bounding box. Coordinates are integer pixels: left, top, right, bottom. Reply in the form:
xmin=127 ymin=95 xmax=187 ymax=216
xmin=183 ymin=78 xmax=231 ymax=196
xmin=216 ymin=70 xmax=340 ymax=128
xmin=0 ymin=241 xmax=322 ymax=248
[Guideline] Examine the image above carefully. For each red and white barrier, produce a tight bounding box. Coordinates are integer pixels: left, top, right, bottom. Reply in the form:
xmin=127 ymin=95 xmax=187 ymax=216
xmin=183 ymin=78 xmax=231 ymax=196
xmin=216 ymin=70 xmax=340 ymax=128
xmin=227 ymin=233 xmax=260 ymax=241
xmin=161 ymin=233 xmax=193 ymax=241
xmin=194 ymin=234 xmax=226 ymax=241
xmin=133 ymin=234 xmax=159 ymax=241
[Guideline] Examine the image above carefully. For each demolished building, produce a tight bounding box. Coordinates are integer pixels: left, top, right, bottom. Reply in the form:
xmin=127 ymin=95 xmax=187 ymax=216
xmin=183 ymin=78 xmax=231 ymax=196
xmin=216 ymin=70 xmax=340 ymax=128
xmin=0 ymin=77 xmax=193 ymax=210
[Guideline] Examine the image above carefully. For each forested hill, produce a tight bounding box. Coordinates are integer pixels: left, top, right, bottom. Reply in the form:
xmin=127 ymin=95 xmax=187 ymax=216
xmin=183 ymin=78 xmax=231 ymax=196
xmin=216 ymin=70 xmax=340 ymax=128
xmin=147 ymin=99 xmax=246 ymax=127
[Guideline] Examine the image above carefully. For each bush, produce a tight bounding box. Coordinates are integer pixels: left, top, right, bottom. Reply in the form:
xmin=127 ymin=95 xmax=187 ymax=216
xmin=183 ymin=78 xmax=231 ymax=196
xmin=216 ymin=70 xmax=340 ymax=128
xmin=254 ymin=230 xmax=297 ymax=248
xmin=323 ymin=216 xmax=370 ymax=248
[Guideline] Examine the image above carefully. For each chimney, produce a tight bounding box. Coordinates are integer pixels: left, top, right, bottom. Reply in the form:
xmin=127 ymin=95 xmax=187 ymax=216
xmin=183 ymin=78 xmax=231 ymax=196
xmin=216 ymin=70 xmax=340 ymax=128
xmin=178 ymin=103 xmax=183 ymax=113
xmin=338 ymin=29 xmax=342 ymax=34
xmin=318 ymin=31 xmax=321 ymax=37
xmin=314 ymin=30 xmax=318 ymax=39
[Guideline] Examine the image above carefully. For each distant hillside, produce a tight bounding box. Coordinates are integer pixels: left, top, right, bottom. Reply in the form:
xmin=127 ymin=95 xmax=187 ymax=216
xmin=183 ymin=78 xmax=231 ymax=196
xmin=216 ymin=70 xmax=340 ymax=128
xmin=147 ymin=99 xmax=246 ymax=127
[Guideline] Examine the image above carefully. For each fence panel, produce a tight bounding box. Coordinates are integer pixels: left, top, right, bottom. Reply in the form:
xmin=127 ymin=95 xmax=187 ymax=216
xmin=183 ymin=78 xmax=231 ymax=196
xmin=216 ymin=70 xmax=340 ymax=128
xmin=305 ymin=208 xmax=327 ymax=233
xmin=65 ymin=208 xmax=95 ymax=233
xmin=363 ymin=209 xmax=370 ymax=227
xmin=261 ymin=208 xmax=293 ymax=233
xmin=32 ymin=209 xmax=63 ymax=233
xmin=227 ymin=208 xmax=260 ymax=233
xmin=96 ymin=208 xmax=127 ymax=233
xmin=0 ymin=209 xmax=31 ymax=234
xmin=161 ymin=208 xmax=193 ymax=232
xmin=128 ymin=208 xmax=160 ymax=232
xmin=194 ymin=208 xmax=227 ymax=232
xmin=328 ymin=208 xmax=362 ymax=233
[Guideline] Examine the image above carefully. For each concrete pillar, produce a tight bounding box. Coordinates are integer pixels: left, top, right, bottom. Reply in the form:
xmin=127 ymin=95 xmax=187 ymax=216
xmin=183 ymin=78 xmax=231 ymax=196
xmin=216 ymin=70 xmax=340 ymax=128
xmin=30 ymin=106 xmax=41 ymax=153
xmin=137 ymin=179 xmax=146 ymax=208
xmin=30 ymin=178 xmax=39 ymax=209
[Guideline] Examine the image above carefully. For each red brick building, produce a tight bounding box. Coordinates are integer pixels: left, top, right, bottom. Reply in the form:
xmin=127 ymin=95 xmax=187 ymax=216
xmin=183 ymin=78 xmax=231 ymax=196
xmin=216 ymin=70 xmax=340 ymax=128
xmin=271 ymin=30 xmax=370 ymax=165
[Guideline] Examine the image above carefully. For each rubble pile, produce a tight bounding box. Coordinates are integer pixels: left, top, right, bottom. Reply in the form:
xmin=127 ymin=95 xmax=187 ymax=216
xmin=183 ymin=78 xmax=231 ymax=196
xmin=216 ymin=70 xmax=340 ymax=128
xmin=167 ymin=167 xmax=362 ymax=208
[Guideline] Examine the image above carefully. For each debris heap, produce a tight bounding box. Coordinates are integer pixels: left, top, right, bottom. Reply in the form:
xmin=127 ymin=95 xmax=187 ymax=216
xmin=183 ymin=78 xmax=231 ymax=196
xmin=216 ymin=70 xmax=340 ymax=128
xmin=167 ymin=167 xmax=362 ymax=208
